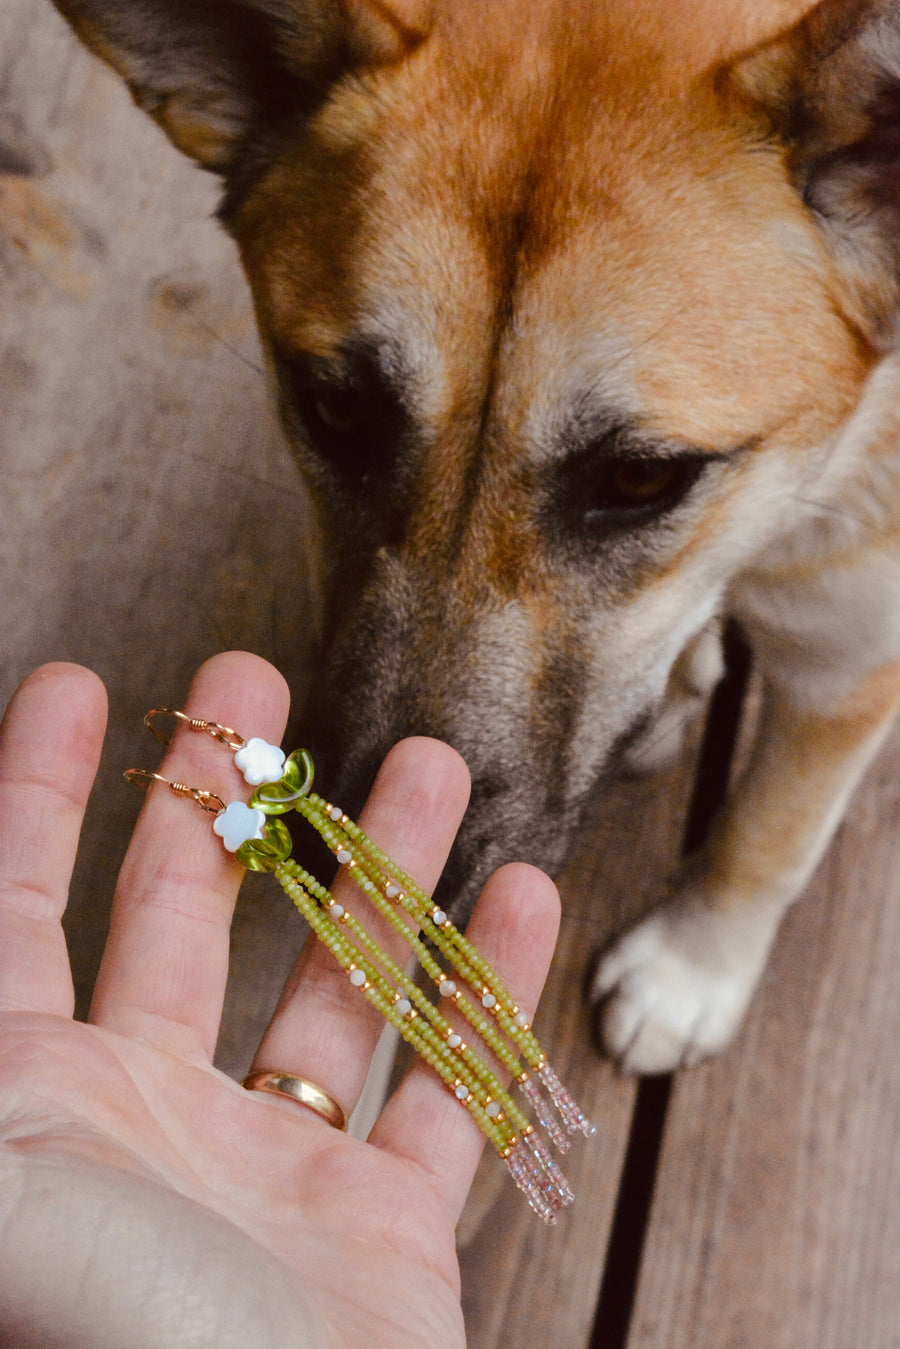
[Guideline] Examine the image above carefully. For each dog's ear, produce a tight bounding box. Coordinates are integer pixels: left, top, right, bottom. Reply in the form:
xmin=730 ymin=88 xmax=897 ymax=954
xmin=52 ymin=0 xmax=432 ymax=171
xmin=725 ymin=0 xmax=900 ymax=348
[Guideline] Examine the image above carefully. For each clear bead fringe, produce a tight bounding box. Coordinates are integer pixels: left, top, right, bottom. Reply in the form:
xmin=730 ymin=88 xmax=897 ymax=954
xmin=519 ymin=1074 xmax=571 ymax=1153
xmin=506 ymin=1135 xmax=572 ymax=1225
xmin=524 ymin=1129 xmax=575 ymax=1206
xmin=538 ymin=1061 xmax=595 ymax=1138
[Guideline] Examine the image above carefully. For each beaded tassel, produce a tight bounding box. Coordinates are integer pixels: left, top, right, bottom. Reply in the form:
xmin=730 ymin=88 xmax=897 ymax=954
xmin=141 ymin=718 xmax=594 ymax=1222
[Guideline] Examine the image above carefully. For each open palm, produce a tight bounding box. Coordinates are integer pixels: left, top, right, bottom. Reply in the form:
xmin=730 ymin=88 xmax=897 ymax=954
xmin=0 ymin=654 xmax=560 ymax=1349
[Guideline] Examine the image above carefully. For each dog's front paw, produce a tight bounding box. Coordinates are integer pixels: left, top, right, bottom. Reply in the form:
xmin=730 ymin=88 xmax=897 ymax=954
xmin=591 ymin=898 xmax=775 ymax=1074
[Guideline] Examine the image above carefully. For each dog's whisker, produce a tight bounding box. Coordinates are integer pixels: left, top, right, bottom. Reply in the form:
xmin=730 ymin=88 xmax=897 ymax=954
xmin=189 ymin=314 xmax=266 ymax=375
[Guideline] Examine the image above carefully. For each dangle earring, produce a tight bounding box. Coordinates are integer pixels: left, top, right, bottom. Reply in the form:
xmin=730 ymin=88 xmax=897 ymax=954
xmin=128 ymin=709 xmax=593 ymax=1224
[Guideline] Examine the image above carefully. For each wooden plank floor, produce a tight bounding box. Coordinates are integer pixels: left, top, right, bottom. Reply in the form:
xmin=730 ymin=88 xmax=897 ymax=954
xmin=627 ymin=722 xmax=900 ymax=1349
xmin=3 ymin=4 xmax=899 ymax=1345
xmin=458 ymin=746 xmax=699 ymax=1349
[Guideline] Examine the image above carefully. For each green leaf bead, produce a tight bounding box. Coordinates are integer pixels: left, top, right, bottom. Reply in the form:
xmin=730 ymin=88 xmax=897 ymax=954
xmin=250 ymin=749 xmax=314 ymax=815
xmin=236 ymin=818 xmax=294 ymax=871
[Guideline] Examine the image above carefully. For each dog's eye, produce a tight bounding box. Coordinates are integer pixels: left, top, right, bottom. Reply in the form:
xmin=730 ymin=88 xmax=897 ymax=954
xmin=308 ymin=386 xmax=364 ymax=437
xmin=586 ymin=458 xmax=699 ymax=517
xmin=280 ymin=354 xmax=405 ymax=484
xmin=557 ymin=452 xmax=707 ymax=539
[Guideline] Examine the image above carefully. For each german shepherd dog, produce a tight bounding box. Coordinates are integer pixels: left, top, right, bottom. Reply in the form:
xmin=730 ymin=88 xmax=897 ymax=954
xmin=52 ymin=0 xmax=900 ymax=1072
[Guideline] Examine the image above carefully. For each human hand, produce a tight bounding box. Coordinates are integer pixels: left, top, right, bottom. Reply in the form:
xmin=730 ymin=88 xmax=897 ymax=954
xmin=0 ymin=653 xmax=561 ymax=1349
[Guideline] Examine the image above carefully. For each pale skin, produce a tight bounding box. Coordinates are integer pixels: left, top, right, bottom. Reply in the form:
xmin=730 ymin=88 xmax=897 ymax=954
xmin=0 ymin=652 xmax=561 ymax=1349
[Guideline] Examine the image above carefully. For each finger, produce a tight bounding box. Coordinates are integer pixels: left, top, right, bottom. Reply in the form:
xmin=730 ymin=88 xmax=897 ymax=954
xmin=369 ymin=862 xmax=561 ymax=1223
xmin=0 ymin=663 xmax=107 ymax=1015
xmin=249 ymin=736 xmax=471 ymax=1123
xmin=90 ymin=651 xmax=290 ymax=1059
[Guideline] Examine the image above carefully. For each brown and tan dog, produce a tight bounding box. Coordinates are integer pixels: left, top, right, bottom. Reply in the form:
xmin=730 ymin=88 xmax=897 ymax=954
xmin=52 ymin=0 xmax=900 ymax=1072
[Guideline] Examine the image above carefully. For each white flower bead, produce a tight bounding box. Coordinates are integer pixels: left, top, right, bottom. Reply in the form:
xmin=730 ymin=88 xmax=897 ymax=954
xmin=233 ymin=738 xmax=286 ymax=786
xmin=213 ymin=802 xmax=267 ymax=852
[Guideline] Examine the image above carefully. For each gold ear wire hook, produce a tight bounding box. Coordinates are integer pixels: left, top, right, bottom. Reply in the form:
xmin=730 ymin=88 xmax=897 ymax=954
xmin=144 ymin=708 xmax=244 ymax=750
xmin=123 ymin=768 xmax=226 ymax=814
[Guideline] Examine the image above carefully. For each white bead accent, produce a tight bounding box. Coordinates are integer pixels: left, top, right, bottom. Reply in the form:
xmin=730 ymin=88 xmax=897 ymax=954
xmin=432 ymin=908 xmax=447 ymax=925
xmin=395 ymin=998 xmax=412 ymax=1015
xmin=330 ymin=903 xmax=345 ymax=919
xmin=514 ymin=1012 xmax=529 ymax=1028
xmin=486 ymin=1101 xmax=502 ymax=1118
xmin=349 ymin=968 xmax=366 ymax=986
xmin=447 ymin=1033 xmax=462 ymax=1048
xmin=439 ymin=980 xmax=457 ymax=997
xmin=454 ymin=1084 xmax=469 ymax=1101
xmin=213 ymin=802 xmax=267 ymax=852
xmin=233 ymin=738 xmax=286 ymax=786
xmin=336 ymin=848 xmax=352 ymax=865
xmin=482 ymin=992 xmax=497 ymax=1009
xmin=328 ymin=805 xmax=343 ymax=821
xmin=385 ymin=883 xmax=401 ymax=899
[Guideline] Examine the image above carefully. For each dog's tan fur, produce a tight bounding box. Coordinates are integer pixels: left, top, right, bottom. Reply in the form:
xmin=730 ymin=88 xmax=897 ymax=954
xmin=53 ymin=0 xmax=900 ymax=1071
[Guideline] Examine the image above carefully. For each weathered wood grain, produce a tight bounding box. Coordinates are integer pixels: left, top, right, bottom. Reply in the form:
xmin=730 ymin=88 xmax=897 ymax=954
xmin=626 ymin=723 xmax=900 ymax=1349
xmin=0 ymin=0 xmax=318 ymax=1070
xmin=460 ymin=751 xmax=697 ymax=1349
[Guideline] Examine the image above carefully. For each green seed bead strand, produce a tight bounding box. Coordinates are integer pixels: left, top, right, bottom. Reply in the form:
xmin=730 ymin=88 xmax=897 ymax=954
xmin=297 ymin=802 xmax=532 ymax=1080
xmin=277 ymin=860 xmax=530 ymax=1145
xmin=313 ymin=799 xmax=535 ymax=1033
xmin=301 ymin=795 xmax=545 ymax=1069
xmin=297 ymin=801 xmax=504 ymax=1012
xmin=248 ymin=782 xmax=556 ymax=1146
xmin=274 ymin=861 xmax=520 ymax=1154
xmin=321 ymin=848 xmax=541 ymax=1092
xmin=283 ymin=859 xmax=522 ymax=1109
xmin=256 ymin=791 xmax=556 ymax=1147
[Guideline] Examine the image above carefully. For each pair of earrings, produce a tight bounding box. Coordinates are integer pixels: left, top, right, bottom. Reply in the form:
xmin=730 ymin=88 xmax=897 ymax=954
xmin=127 ymin=710 xmax=593 ymax=1223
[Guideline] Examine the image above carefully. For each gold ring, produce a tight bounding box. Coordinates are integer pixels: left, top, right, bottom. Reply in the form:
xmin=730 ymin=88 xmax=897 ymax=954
xmin=241 ymin=1070 xmax=348 ymax=1131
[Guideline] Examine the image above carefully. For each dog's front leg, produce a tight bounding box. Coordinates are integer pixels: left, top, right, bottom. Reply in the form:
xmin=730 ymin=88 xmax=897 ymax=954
xmin=592 ymin=659 xmax=900 ymax=1074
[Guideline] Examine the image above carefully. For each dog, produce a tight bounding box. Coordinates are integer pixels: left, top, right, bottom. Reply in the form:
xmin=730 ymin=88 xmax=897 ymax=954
xmin=51 ymin=0 xmax=900 ymax=1073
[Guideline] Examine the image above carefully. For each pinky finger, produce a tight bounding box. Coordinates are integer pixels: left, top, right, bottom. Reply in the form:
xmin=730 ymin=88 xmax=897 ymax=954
xmin=0 ymin=664 xmax=107 ymax=1015
xmin=367 ymin=862 xmax=561 ymax=1224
